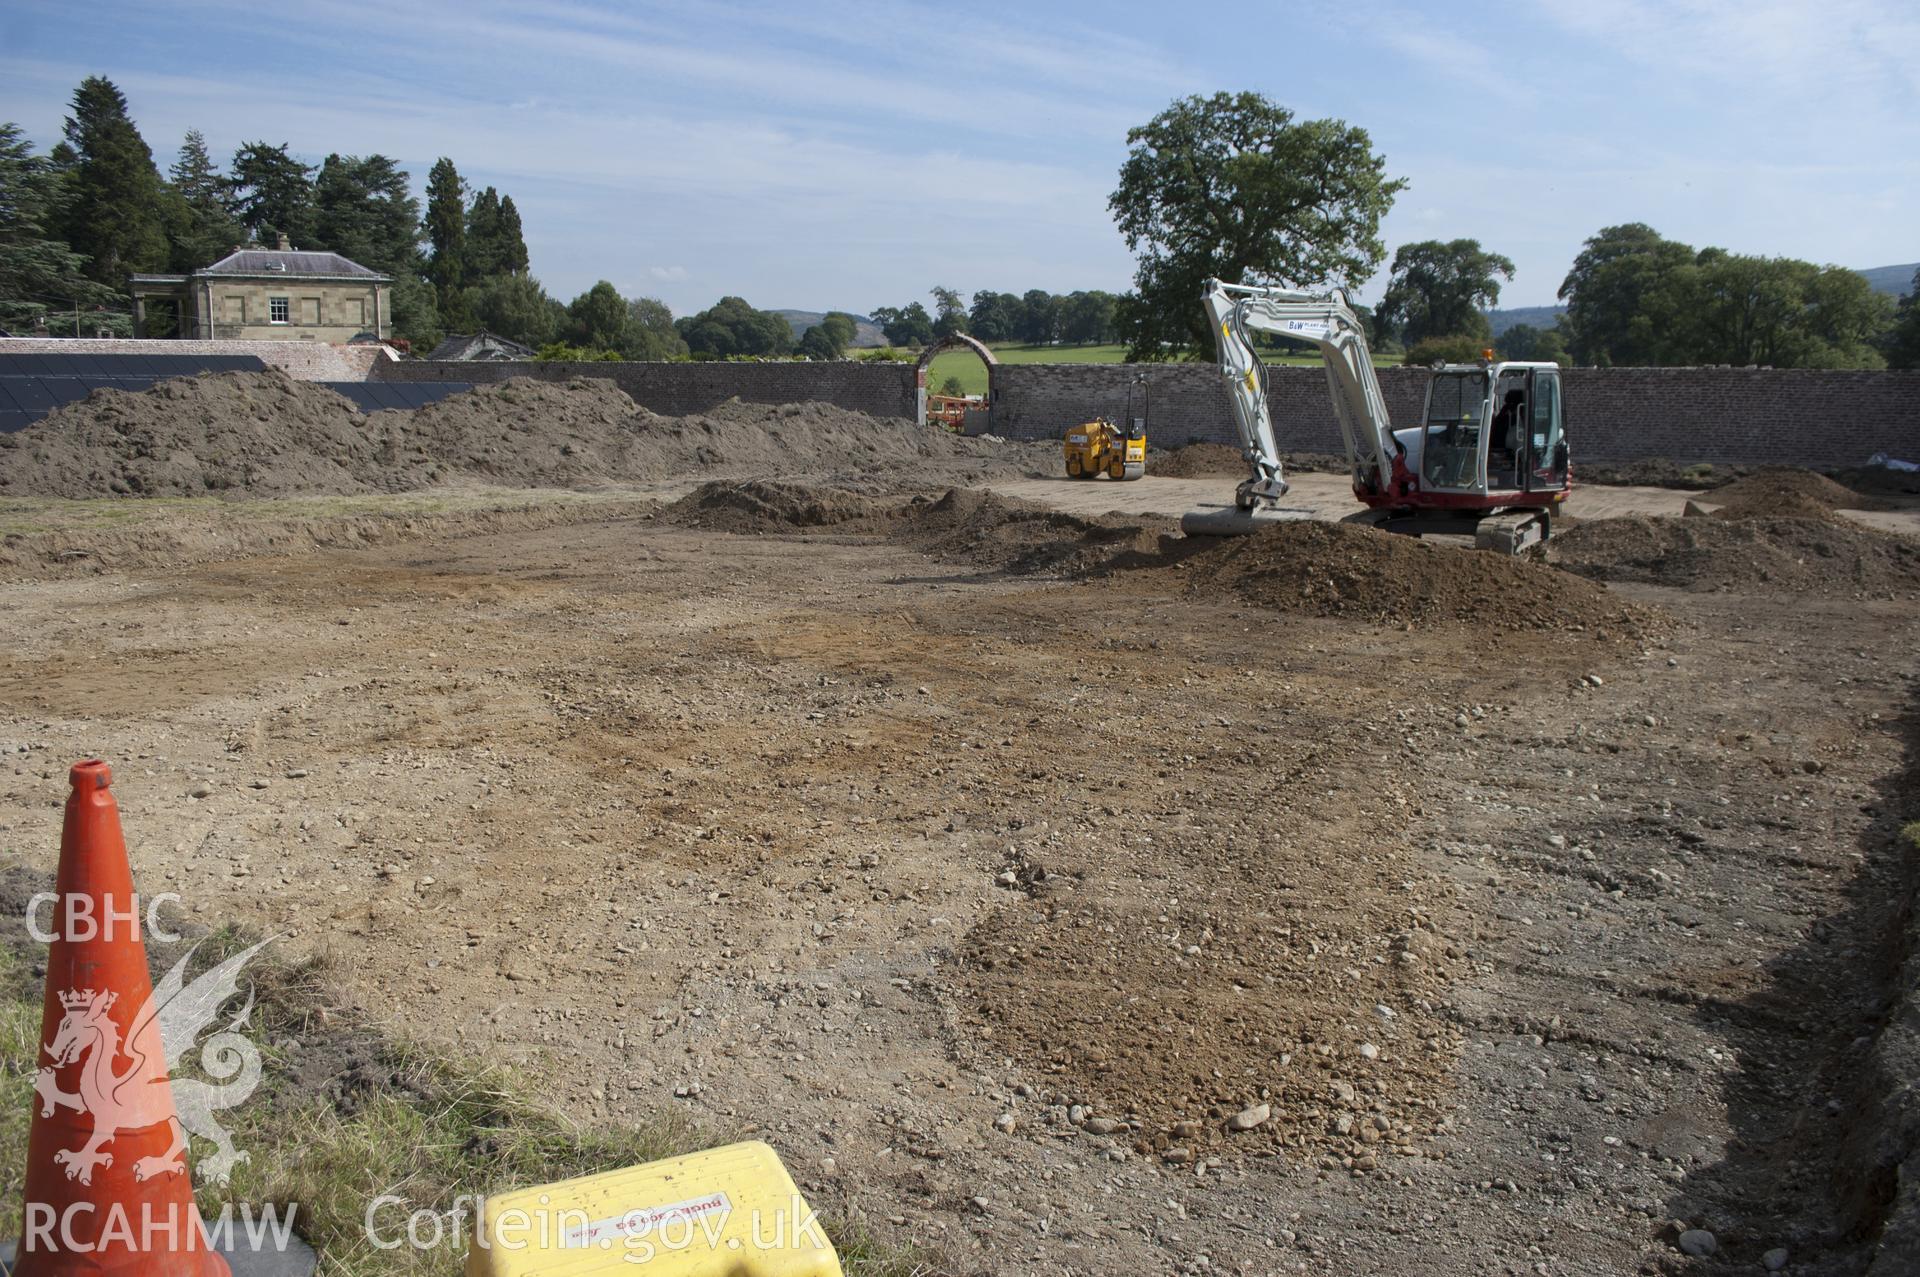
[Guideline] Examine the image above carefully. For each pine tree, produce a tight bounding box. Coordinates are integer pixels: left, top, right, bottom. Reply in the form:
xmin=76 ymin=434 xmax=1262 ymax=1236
xmin=229 ymin=141 xmax=316 ymax=247
xmin=496 ymin=194 xmax=529 ymax=275
xmin=0 ymin=121 xmax=119 ymax=330
xmin=464 ymin=186 xmax=502 ymax=285
xmin=60 ymin=77 xmax=169 ymax=283
xmin=313 ymin=153 xmax=418 ymax=275
xmin=423 ymin=157 xmax=470 ymax=328
xmin=166 ymin=128 xmax=240 ymax=269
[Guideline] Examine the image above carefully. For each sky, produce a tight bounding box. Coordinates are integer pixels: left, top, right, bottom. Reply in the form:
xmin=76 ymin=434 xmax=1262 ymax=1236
xmin=1 ymin=0 xmax=1914 ymax=316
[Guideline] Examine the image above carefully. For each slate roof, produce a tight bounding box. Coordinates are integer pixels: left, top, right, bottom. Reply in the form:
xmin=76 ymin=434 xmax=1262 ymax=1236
xmin=200 ymin=249 xmax=388 ymax=280
xmin=426 ymin=331 xmax=536 ymax=361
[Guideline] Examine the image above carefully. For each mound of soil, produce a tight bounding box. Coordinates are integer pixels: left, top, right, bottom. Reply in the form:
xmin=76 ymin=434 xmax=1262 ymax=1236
xmin=1576 ymin=458 xmax=1738 ymax=490
xmin=1706 ymin=467 xmax=1884 ymax=520
xmin=1549 ymin=515 xmax=1920 ymax=596
xmin=1176 ymin=520 xmax=1659 ymax=632
xmin=0 ymin=372 xmax=1045 ymax=500
xmin=664 ymin=479 xmax=887 ymax=531
xmin=0 ymin=372 xmax=379 ymax=498
xmin=373 ymin=376 xmax=644 ymax=490
xmin=894 ymin=488 xmax=1174 ymax=577
xmin=1150 ymin=443 xmax=1244 ymax=478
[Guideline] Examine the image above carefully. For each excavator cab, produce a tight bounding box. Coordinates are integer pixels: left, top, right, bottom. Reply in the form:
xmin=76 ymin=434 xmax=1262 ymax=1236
xmin=1409 ymin=364 xmax=1570 ymax=500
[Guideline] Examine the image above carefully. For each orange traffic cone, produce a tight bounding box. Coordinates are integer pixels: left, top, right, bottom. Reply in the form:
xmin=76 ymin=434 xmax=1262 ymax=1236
xmin=14 ymin=760 xmax=230 ymax=1277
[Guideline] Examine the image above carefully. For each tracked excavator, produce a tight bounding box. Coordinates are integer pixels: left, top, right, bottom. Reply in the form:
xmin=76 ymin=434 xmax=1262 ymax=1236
xmin=1183 ymin=278 xmax=1570 ymax=553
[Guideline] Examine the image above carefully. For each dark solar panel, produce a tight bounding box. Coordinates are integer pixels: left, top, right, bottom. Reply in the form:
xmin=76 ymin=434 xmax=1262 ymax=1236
xmin=40 ymin=378 xmax=87 ymax=404
xmin=0 ymin=382 xmax=20 ymax=411
xmin=4 ymin=379 xmax=54 ymax=411
xmin=0 ymin=410 xmax=33 ymax=434
xmin=0 ymin=353 xmax=57 ymax=375
xmin=362 ymin=383 xmax=410 ymax=411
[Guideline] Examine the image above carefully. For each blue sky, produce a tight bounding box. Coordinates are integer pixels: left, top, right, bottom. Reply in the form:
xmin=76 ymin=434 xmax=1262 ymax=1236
xmin=2 ymin=0 xmax=1913 ymax=316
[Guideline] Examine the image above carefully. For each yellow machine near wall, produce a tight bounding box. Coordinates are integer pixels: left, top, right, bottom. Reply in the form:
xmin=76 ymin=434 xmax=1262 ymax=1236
xmin=1063 ymin=375 xmax=1149 ymax=481
xmin=1063 ymin=418 xmax=1146 ymax=480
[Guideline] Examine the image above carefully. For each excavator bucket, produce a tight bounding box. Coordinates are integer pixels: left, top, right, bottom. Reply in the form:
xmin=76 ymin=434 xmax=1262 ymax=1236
xmin=1179 ymin=507 xmax=1315 ymax=536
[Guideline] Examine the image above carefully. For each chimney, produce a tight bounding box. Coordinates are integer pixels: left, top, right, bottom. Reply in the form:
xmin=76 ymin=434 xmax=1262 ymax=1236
xmin=276 ymin=232 xmax=291 ymax=251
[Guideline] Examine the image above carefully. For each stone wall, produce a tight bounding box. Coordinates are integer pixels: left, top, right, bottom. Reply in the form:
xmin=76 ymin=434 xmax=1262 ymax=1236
xmin=0 ymin=337 xmax=396 ymax=381
xmin=384 ymin=358 xmax=919 ymax=421
xmin=987 ymin=364 xmax=1920 ymax=469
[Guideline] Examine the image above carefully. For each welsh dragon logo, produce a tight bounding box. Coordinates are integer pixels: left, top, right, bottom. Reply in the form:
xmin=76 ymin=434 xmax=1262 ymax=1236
xmin=34 ymin=938 xmax=274 ymax=1186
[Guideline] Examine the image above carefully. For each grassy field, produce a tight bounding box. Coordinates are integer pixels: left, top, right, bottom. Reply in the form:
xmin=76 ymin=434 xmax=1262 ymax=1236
xmin=924 ymin=342 xmax=1402 ymax=397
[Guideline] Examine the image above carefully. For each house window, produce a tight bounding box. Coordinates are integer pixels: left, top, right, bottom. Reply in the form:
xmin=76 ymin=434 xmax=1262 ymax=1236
xmin=269 ymin=296 xmax=290 ymax=324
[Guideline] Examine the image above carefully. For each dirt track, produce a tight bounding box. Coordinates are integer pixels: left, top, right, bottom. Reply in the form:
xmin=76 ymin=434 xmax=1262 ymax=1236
xmin=1 ymin=488 xmax=1914 ymax=1274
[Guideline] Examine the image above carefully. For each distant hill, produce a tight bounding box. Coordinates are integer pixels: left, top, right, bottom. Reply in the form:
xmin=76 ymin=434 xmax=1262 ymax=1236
xmin=771 ymin=309 xmax=888 ymax=348
xmin=1859 ymin=264 xmax=1917 ymax=297
xmin=1486 ymin=305 xmax=1566 ymax=337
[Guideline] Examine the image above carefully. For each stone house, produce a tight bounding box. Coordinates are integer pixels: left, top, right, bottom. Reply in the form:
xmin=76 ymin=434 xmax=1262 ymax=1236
xmin=129 ymin=234 xmax=390 ymax=342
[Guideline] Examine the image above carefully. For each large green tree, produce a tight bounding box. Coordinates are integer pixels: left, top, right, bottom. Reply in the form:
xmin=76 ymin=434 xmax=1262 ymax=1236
xmin=929 ymin=285 xmax=968 ymax=338
xmin=1377 ymin=238 xmax=1515 ymax=347
xmin=869 ymin=302 xmax=934 ymax=347
xmin=423 ymin=157 xmax=471 ymax=329
xmin=59 ymin=77 xmax=170 ymax=283
xmin=1019 ymin=289 xmax=1058 ymax=345
xmin=0 ymin=121 xmax=119 ymax=330
xmin=1109 ymin=91 xmax=1404 ymax=359
xmin=797 ymin=310 xmax=857 ymax=359
xmin=495 ymin=195 xmax=530 ymax=274
xmin=1888 ymin=268 xmax=1920 ymax=370
xmin=1562 ymin=224 xmax=1893 ymax=367
xmin=388 ymin=273 xmax=442 ymax=351
xmin=464 ymin=186 xmax=503 ymax=284
xmin=1689 ymin=249 xmax=1889 ymax=368
xmin=1059 ymin=289 xmax=1119 ymax=344
xmin=229 ymin=141 xmax=316 ymax=247
xmin=967 ymin=291 xmax=1020 ymax=342
xmin=1493 ymin=322 xmax=1568 ymax=364
xmin=312 ymin=153 xmax=418 ymax=275
xmin=165 ymin=129 xmax=240 ymax=270
xmin=566 ymin=280 xmax=628 ymax=350
xmin=675 ymin=295 xmax=791 ymax=358
xmin=462 ymin=271 xmax=556 ymax=348
xmin=622 ymin=295 xmax=686 ymax=360
xmin=1557 ymin=224 xmax=1697 ymax=365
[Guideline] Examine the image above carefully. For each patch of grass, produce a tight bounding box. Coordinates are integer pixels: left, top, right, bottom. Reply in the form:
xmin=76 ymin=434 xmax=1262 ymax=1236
xmin=926 ymin=341 xmax=1401 ymax=397
xmin=0 ymin=927 xmax=937 ymax=1276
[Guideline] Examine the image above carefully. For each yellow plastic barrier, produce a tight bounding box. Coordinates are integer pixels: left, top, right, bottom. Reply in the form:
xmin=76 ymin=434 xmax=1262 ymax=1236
xmin=465 ymin=1140 xmax=843 ymax=1276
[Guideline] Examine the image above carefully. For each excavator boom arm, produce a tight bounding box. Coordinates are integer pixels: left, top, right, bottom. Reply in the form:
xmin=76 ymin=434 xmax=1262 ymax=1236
xmin=1203 ymin=278 xmax=1401 ymax=504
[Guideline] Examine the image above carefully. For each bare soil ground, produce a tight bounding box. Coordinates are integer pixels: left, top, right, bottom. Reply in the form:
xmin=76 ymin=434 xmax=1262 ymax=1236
xmin=1 ymin=476 xmax=1916 ymax=1276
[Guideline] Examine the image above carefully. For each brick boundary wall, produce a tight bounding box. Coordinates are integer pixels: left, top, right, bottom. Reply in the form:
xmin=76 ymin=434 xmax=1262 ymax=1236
xmin=383 ymin=358 xmax=919 ymax=422
xmin=987 ymin=364 xmax=1920 ymax=469
xmin=11 ymin=337 xmax=1911 ymax=469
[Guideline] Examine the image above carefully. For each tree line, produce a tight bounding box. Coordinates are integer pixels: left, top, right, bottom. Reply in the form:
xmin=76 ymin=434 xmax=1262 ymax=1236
xmin=868 ymin=287 xmax=1121 ymax=348
xmin=0 ymin=76 xmax=690 ymax=355
xmin=1105 ymin=90 xmax=1918 ymax=370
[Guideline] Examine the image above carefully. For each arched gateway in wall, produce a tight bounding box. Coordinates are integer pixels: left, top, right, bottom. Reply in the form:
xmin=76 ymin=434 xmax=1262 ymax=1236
xmin=913 ymin=334 xmax=998 ymax=429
